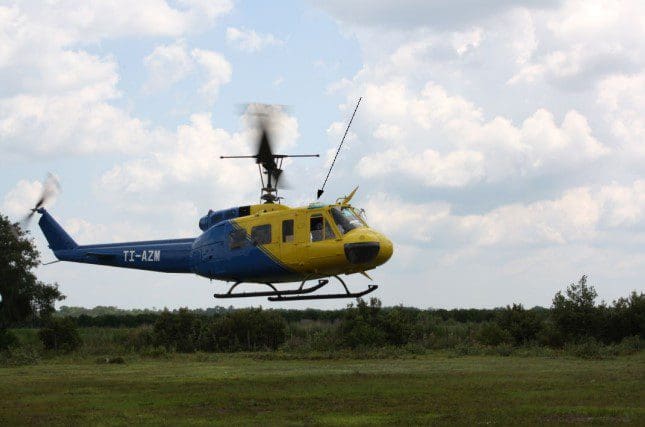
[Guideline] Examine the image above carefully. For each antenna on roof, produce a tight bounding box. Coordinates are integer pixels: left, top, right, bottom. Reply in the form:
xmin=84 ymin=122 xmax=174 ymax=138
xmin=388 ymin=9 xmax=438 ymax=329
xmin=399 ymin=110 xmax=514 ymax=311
xmin=316 ymin=97 xmax=362 ymax=200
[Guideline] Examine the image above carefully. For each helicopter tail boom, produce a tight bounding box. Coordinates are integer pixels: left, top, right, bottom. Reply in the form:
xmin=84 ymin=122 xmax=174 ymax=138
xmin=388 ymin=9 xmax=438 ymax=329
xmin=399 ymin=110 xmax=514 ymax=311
xmin=37 ymin=209 xmax=194 ymax=273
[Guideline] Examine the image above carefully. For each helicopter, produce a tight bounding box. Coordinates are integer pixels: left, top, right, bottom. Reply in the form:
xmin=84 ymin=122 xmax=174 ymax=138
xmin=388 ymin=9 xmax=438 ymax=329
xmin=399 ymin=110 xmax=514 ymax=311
xmin=21 ymin=104 xmax=394 ymax=301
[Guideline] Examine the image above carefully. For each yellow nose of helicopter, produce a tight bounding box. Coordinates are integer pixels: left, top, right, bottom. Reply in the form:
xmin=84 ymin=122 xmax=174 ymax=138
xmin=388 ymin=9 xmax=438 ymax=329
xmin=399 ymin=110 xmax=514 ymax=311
xmin=376 ymin=233 xmax=394 ymax=265
xmin=343 ymin=229 xmax=393 ymax=267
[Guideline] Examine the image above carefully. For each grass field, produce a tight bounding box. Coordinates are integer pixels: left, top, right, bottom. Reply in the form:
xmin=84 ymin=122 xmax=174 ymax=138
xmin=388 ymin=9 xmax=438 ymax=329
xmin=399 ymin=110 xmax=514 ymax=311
xmin=1 ymin=353 xmax=643 ymax=425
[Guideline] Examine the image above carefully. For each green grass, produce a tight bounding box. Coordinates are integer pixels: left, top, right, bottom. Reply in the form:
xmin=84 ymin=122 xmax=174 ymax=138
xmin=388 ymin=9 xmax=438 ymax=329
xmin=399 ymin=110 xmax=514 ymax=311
xmin=1 ymin=353 xmax=643 ymax=425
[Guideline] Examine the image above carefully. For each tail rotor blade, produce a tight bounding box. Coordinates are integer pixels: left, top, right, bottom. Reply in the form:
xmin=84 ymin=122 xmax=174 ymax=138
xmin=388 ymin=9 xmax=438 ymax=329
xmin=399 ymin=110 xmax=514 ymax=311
xmin=14 ymin=172 xmax=61 ymax=232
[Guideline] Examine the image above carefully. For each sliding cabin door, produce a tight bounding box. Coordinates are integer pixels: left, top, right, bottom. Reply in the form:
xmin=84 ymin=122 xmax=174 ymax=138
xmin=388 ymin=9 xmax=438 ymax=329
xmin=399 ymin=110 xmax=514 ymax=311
xmin=279 ymin=212 xmax=302 ymax=270
xmin=303 ymin=210 xmax=342 ymax=274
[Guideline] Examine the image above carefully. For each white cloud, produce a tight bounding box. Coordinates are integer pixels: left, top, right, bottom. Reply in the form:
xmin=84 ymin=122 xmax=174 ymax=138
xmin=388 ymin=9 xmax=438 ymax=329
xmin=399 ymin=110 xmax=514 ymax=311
xmin=1 ymin=179 xmax=49 ymax=218
xmin=1 ymin=0 xmax=233 ymax=44
xmin=0 ymin=91 xmax=169 ymax=156
xmin=508 ymin=0 xmax=645 ymax=87
xmin=365 ymin=180 xmax=645 ymax=250
xmin=314 ymin=0 xmax=561 ymax=30
xmin=0 ymin=1 xmax=233 ymax=157
xmin=451 ymin=27 xmax=483 ymax=55
xmin=191 ymin=49 xmax=232 ymax=101
xmin=143 ymin=40 xmax=195 ymax=92
xmin=597 ymin=72 xmax=645 ymax=156
xmin=97 ymin=107 xmax=300 ymax=217
xmin=225 ymin=27 xmax=283 ymax=52
xmin=142 ymin=42 xmax=232 ymax=101
xmin=352 ymin=81 xmax=607 ymax=187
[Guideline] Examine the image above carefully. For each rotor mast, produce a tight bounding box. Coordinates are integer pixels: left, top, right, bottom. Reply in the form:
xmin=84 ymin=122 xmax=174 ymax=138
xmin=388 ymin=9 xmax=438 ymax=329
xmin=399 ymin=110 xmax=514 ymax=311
xmin=221 ymin=153 xmax=319 ymax=203
xmin=220 ymin=115 xmax=318 ymax=203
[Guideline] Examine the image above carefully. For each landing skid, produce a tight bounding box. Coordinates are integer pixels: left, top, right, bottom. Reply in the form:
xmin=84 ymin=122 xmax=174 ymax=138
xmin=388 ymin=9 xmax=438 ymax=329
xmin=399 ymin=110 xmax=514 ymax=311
xmin=213 ymin=275 xmax=378 ymax=301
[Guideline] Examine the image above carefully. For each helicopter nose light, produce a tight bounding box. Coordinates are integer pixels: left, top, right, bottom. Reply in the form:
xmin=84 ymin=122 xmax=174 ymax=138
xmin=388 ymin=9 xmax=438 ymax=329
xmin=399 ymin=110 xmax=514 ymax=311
xmin=344 ymin=242 xmax=380 ymax=264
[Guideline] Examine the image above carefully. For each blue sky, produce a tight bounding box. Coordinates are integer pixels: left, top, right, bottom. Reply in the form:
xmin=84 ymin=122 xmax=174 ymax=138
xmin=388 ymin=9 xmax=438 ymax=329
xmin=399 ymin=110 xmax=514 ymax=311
xmin=1 ymin=0 xmax=644 ymax=309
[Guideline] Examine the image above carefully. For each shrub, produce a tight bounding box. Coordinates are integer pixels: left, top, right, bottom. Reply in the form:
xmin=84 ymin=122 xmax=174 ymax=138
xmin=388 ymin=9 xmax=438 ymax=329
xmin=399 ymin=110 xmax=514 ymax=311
xmin=551 ymin=275 xmax=602 ymax=341
xmin=602 ymin=292 xmax=645 ymax=343
xmin=476 ymin=322 xmax=511 ymax=346
xmin=495 ymin=304 xmax=542 ymax=345
xmin=337 ymin=298 xmax=387 ymax=348
xmin=383 ymin=307 xmax=417 ymax=346
xmin=565 ymin=337 xmax=603 ymax=359
xmin=493 ymin=343 xmax=514 ymax=357
xmin=200 ymin=308 xmax=286 ymax=352
xmin=38 ymin=317 xmax=82 ymax=352
xmin=0 ymin=329 xmax=18 ymax=350
xmin=612 ymin=336 xmax=642 ymax=356
xmin=0 ymin=346 xmax=40 ymax=366
xmin=537 ymin=320 xmax=565 ymax=348
xmin=140 ymin=346 xmax=170 ymax=359
xmin=153 ymin=308 xmax=202 ymax=352
xmin=125 ymin=325 xmax=155 ymax=351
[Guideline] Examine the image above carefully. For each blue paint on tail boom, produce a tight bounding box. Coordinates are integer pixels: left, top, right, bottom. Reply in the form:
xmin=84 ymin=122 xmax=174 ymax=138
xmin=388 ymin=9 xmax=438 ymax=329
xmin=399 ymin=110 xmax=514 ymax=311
xmin=38 ymin=208 xmax=194 ymax=273
xmin=38 ymin=208 xmax=78 ymax=250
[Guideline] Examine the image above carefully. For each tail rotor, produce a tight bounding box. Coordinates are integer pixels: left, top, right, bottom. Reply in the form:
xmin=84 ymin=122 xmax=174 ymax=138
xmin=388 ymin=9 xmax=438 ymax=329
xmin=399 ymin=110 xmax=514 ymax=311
xmin=11 ymin=173 xmax=61 ymax=238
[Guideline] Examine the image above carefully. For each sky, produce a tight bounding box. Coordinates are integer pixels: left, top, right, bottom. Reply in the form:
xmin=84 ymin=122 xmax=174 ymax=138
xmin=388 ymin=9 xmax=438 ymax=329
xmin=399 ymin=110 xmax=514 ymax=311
xmin=1 ymin=0 xmax=644 ymax=310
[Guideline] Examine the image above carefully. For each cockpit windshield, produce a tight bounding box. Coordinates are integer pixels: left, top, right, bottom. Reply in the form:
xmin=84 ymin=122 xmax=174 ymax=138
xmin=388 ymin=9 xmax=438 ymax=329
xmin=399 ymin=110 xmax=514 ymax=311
xmin=330 ymin=206 xmax=365 ymax=235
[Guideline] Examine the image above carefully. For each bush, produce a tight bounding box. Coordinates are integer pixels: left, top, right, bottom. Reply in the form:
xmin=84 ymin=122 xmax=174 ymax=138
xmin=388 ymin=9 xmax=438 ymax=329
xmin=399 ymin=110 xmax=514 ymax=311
xmin=38 ymin=317 xmax=82 ymax=352
xmin=611 ymin=336 xmax=642 ymax=356
xmin=0 ymin=329 xmax=18 ymax=350
xmin=338 ymin=298 xmax=387 ymax=348
xmin=602 ymin=292 xmax=645 ymax=343
xmin=551 ymin=275 xmax=602 ymax=342
xmin=495 ymin=304 xmax=542 ymax=345
xmin=153 ymin=308 xmax=202 ymax=352
xmin=200 ymin=308 xmax=286 ymax=352
xmin=140 ymin=346 xmax=170 ymax=359
xmin=565 ymin=337 xmax=603 ymax=359
xmin=476 ymin=322 xmax=511 ymax=346
xmin=125 ymin=325 xmax=155 ymax=351
xmin=537 ymin=320 xmax=565 ymax=348
xmin=0 ymin=346 xmax=40 ymax=366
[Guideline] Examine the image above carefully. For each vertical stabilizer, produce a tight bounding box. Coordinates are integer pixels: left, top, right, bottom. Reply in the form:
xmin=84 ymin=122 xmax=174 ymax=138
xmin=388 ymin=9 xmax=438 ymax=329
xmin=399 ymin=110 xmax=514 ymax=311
xmin=37 ymin=208 xmax=78 ymax=250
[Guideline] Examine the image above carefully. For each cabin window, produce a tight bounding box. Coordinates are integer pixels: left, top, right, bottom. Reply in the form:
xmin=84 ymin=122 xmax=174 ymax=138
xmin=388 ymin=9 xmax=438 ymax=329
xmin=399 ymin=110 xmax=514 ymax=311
xmin=330 ymin=207 xmax=364 ymax=235
xmin=282 ymin=220 xmax=294 ymax=243
xmin=310 ymin=215 xmax=336 ymax=242
xmin=229 ymin=229 xmax=247 ymax=249
xmin=324 ymin=220 xmax=336 ymax=240
xmin=310 ymin=215 xmax=323 ymax=241
xmin=251 ymin=224 xmax=272 ymax=245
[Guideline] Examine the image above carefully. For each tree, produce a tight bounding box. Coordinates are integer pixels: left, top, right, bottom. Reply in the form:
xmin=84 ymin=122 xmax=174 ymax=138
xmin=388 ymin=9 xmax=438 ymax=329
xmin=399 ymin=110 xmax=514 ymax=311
xmin=603 ymin=291 xmax=645 ymax=343
xmin=0 ymin=213 xmax=65 ymax=348
xmin=38 ymin=316 xmax=82 ymax=352
xmin=338 ymin=298 xmax=387 ymax=348
xmin=551 ymin=275 xmax=601 ymax=342
xmin=495 ymin=304 xmax=542 ymax=345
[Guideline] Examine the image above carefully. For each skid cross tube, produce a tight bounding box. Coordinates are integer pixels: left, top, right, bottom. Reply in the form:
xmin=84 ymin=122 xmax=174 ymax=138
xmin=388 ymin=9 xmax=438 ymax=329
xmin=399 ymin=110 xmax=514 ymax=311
xmin=214 ymin=279 xmax=328 ymax=299
xmin=268 ymin=275 xmax=378 ymax=302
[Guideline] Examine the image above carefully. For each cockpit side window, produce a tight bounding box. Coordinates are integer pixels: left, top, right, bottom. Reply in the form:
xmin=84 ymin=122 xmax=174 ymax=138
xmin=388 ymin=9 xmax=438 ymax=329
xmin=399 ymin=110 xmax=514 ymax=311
xmin=330 ymin=207 xmax=364 ymax=235
xmin=310 ymin=214 xmax=336 ymax=242
xmin=310 ymin=215 xmax=324 ymax=242
xmin=229 ymin=229 xmax=247 ymax=249
xmin=251 ymin=224 xmax=271 ymax=245
xmin=323 ymin=219 xmax=336 ymax=240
